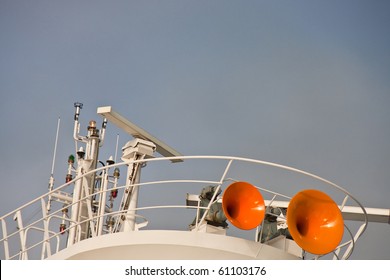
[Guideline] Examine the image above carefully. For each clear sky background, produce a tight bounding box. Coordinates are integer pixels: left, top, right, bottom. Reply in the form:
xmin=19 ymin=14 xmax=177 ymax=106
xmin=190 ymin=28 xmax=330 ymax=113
xmin=0 ymin=0 xmax=389 ymax=259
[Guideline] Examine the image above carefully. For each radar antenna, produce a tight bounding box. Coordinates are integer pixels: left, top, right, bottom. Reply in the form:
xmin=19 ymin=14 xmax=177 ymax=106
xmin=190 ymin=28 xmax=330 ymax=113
xmin=97 ymin=106 xmax=183 ymax=162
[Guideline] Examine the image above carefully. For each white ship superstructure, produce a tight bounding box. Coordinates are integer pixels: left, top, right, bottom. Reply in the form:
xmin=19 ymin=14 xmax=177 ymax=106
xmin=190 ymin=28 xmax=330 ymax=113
xmin=1 ymin=104 xmax=389 ymax=260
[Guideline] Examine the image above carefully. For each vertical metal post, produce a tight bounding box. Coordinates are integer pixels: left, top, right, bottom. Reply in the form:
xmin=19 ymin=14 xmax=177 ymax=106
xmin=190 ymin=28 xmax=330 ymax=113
xmin=14 ymin=211 xmax=28 ymax=260
xmin=97 ymin=171 xmax=108 ymax=236
xmin=41 ymin=198 xmax=51 ymax=259
xmin=67 ymin=165 xmax=83 ymax=246
xmin=123 ymin=162 xmax=142 ymax=232
xmin=1 ymin=219 xmax=10 ymax=259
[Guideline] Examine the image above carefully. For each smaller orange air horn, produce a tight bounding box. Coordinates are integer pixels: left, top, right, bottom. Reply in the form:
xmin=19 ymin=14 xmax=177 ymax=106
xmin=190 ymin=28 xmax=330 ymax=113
xmin=222 ymin=181 xmax=265 ymax=230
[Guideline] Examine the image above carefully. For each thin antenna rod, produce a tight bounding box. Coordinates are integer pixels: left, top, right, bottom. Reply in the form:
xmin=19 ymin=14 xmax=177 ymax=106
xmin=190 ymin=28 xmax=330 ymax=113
xmin=47 ymin=117 xmax=60 ymax=212
xmin=51 ymin=117 xmax=61 ymax=175
xmin=114 ymin=133 xmax=119 ymax=162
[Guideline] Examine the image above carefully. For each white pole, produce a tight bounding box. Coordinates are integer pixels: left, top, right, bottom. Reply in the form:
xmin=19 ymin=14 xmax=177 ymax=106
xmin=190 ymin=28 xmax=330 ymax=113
xmin=47 ymin=117 xmax=61 ymax=212
xmin=51 ymin=117 xmax=61 ymax=176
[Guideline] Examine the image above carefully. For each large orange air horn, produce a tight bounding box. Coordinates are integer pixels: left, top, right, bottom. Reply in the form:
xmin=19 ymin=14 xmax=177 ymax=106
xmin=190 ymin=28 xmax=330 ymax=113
xmin=287 ymin=189 xmax=344 ymax=255
xmin=222 ymin=182 xmax=265 ymax=230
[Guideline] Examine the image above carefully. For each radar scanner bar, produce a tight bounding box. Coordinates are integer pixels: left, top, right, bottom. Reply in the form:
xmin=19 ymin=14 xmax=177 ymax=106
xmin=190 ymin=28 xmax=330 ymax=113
xmin=97 ymin=106 xmax=183 ymax=162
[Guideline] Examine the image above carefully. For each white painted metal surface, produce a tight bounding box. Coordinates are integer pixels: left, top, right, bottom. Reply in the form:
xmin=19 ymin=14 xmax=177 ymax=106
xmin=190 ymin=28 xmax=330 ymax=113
xmin=46 ymin=231 xmax=301 ymax=260
xmin=0 ymin=155 xmax=376 ymax=260
xmin=1 ymin=104 xmax=386 ymax=261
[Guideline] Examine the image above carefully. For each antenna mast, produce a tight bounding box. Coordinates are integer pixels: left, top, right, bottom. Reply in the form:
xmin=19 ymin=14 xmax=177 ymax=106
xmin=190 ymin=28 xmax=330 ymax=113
xmin=114 ymin=133 xmax=119 ymax=163
xmin=51 ymin=117 xmax=61 ymax=175
xmin=47 ymin=117 xmax=61 ymax=211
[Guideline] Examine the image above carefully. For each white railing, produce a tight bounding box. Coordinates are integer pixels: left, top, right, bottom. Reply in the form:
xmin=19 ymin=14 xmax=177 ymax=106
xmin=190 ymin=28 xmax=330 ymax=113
xmin=0 ymin=155 xmax=368 ymax=260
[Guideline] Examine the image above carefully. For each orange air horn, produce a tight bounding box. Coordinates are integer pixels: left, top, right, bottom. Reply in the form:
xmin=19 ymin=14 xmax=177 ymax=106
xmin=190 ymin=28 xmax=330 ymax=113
xmin=222 ymin=182 xmax=265 ymax=230
xmin=287 ymin=189 xmax=344 ymax=255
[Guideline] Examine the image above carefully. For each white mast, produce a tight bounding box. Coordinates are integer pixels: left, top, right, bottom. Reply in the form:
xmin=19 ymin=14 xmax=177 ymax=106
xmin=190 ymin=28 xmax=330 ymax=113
xmin=67 ymin=103 xmax=108 ymax=245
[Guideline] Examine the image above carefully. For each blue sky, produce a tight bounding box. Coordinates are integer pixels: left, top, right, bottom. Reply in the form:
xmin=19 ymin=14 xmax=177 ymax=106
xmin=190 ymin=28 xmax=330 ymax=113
xmin=0 ymin=0 xmax=389 ymax=259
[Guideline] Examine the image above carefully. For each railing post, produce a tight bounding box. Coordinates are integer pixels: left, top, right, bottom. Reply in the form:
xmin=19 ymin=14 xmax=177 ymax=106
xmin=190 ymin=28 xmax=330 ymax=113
xmin=41 ymin=198 xmax=51 ymax=259
xmin=82 ymin=182 xmax=97 ymax=238
xmin=67 ymin=166 xmax=83 ymax=246
xmin=123 ymin=161 xmax=142 ymax=232
xmin=195 ymin=159 xmax=233 ymax=230
xmin=97 ymin=171 xmax=108 ymax=236
xmin=1 ymin=219 xmax=10 ymax=259
xmin=14 ymin=211 xmax=28 ymax=260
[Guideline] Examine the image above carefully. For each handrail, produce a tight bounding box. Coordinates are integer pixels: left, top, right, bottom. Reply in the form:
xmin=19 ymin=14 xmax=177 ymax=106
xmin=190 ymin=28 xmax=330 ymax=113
xmin=0 ymin=155 xmax=368 ymax=260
